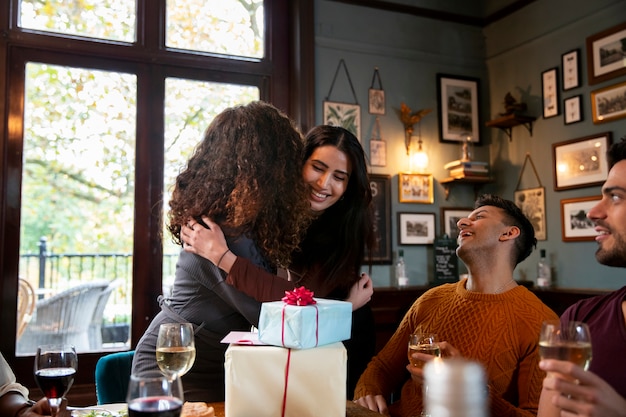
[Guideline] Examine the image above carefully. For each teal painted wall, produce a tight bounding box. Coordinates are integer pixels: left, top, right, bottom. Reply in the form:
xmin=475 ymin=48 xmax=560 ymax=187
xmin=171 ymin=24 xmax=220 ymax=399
xmin=314 ymin=0 xmax=626 ymax=290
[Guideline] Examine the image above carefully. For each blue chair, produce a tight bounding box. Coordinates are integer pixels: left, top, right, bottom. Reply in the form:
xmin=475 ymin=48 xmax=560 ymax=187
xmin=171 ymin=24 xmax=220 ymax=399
xmin=95 ymin=350 xmax=135 ymax=404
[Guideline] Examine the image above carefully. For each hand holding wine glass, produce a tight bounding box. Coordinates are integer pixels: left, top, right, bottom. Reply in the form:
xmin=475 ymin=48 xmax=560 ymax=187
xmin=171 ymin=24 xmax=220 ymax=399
xmin=34 ymin=344 xmax=77 ymax=417
xmin=127 ymin=372 xmax=184 ymax=417
xmin=408 ymin=332 xmax=441 ymax=368
xmin=539 ymin=320 xmax=592 ymax=371
xmin=156 ymin=323 xmax=196 ymax=379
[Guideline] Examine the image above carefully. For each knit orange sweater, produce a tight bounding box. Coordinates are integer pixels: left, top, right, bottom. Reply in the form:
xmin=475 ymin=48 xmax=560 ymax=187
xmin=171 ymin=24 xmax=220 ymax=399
xmin=353 ymin=279 xmax=558 ymax=417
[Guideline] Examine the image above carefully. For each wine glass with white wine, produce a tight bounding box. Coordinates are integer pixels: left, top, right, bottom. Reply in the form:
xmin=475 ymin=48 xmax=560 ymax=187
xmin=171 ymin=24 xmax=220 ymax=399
xmin=539 ymin=320 xmax=592 ymax=370
xmin=156 ymin=322 xmax=196 ymax=380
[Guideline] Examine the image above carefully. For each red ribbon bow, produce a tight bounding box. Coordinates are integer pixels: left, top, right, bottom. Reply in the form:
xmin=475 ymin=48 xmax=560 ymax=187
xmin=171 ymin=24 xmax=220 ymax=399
xmin=281 ymin=286 xmax=316 ymax=306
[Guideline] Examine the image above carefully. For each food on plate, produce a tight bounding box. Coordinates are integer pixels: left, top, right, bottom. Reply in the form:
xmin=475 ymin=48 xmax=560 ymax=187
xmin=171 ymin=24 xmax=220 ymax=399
xmin=181 ymin=402 xmax=215 ymax=417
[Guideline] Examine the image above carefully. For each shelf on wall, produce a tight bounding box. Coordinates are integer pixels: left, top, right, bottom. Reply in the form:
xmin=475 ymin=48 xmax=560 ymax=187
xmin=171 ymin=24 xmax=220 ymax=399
xmin=485 ymin=113 xmax=536 ymax=141
xmin=439 ymin=176 xmax=493 ymax=200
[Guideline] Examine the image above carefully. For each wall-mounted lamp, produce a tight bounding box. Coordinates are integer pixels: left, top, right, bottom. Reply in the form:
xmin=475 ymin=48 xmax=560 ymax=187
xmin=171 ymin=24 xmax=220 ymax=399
xmin=397 ymin=103 xmax=432 ymax=172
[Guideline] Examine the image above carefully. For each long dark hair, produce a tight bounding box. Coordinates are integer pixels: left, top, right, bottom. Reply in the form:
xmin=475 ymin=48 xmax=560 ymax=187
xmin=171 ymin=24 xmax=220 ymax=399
xmin=293 ymin=125 xmax=375 ymax=298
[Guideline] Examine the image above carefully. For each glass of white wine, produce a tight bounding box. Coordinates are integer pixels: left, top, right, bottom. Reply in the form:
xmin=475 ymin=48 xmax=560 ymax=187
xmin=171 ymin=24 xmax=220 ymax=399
xmin=408 ymin=332 xmax=441 ymax=368
xmin=156 ymin=322 xmax=196 ymax=379
xmin=539 ymin=320 xmax=592 ymax=370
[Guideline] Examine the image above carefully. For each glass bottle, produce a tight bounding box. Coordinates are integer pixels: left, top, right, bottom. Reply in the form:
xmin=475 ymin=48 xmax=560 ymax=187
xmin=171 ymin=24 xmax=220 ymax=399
xmin=396 ymin=249 xmax=409 ymax=288
xmin=536 ymin=249 xmax=552 ymax=289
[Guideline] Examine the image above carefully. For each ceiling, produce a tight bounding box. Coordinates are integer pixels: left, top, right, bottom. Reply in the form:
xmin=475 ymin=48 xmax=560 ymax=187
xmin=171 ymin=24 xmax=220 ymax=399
xmin=329 ymin=0 xmax=537 ymax=26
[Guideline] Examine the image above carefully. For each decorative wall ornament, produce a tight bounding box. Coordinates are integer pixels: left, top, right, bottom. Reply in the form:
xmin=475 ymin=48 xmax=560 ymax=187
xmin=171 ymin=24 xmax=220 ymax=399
xmin=323 ymin=59 xmax=361 ymax=139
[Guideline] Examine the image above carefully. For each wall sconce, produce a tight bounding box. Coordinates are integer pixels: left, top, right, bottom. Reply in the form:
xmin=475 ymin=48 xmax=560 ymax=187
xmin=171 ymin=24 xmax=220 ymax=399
xmin=397 ymin=102 xmax=432 ymax=172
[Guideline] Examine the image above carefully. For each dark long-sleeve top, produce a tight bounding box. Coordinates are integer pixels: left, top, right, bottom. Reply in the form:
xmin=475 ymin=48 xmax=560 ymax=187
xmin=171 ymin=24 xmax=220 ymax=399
xmin=132 ymin=236 xmax=268 ymax=402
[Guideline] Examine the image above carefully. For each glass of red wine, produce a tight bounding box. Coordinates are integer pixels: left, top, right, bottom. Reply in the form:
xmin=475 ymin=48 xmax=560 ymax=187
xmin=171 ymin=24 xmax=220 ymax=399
xmin=34 ymin=344 xmax=78 ymax=417
xmin=127 ymin=371 xmax=184 ymax=417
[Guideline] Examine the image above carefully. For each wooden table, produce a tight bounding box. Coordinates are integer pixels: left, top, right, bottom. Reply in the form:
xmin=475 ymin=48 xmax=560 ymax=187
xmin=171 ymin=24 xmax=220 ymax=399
xmin=207 ymin=401 xmax=384 ymax=416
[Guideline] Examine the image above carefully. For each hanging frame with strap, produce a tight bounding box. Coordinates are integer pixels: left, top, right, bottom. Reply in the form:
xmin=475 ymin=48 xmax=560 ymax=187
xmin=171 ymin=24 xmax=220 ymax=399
xmin=513 ymin=153 xmax=547 ymax=240
xmin=370 ymin=117 xmax=386 ymax=167
xmin=323 ymin=59 xmax=361 ymax=139
xmin=368 ymin=67 xmax=385 ymax=115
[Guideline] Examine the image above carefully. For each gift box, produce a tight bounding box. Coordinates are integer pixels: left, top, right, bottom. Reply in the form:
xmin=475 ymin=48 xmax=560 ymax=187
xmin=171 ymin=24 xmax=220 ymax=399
xmin=224 ymin=342 xmax=347 ymax=417
xmin=258 ymin=289 xmax=352 ymax=349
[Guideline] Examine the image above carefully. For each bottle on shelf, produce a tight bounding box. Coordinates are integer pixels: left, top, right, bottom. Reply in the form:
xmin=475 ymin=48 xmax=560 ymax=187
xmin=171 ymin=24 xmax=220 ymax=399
xmin=536 ymin=249 xmax=552 ymax=290
xmin=395 ymin=249 xmax=409 ymax=288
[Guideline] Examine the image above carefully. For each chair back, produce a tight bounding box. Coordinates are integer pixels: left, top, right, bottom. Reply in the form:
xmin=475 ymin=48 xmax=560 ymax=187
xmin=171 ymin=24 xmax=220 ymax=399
xmin=95 ymin=350 xmax=135 ymax=404
xmin=17 ymin=278 xmax=36 ymax=339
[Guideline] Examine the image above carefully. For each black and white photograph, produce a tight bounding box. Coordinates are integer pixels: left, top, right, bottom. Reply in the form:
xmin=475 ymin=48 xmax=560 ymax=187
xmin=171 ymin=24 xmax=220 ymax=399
xmin=440 ymin=207 xmax=472 ymax=241
xmin=437 ymin=74 xmax=480 ymax=144
xmin=398 ymin=212 xmax=436 ymax=245
xmin=561 ymin=196 xmax=602 ymax=241
xmin=368 ymin=89 xmax=385 ymax=115
xmin=591 ymin=80 xmax=626 ymax=124
xmin=586 ymin=22 xmax=626 ymax=85
xmin=514 ymin=187 xmax=547 ymax=241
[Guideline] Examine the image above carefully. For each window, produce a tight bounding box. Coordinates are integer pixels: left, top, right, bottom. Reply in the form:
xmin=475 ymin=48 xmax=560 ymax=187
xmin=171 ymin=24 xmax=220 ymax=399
xmin=1 ymin=0 xmax=312 ymax=390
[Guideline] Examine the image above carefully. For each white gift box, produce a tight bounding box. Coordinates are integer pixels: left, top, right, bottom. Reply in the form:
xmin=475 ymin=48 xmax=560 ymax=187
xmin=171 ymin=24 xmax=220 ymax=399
xmin=258 ymin=298 xmax=352 ymax=349
xmin=224 ymin=342 xmax=347 ymax=417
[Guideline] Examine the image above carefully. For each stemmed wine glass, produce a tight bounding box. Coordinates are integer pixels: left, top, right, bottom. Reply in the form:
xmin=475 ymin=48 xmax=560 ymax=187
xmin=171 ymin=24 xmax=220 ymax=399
xmin=127 ymin=371 xmax=184 ymax=417
xmin=539 ymin=320 xmax=592 ymax=370
xmin=156 ymin=323 xmax=196 ymax=380
xmin=34 ymin=344 xmax=78 ymax=417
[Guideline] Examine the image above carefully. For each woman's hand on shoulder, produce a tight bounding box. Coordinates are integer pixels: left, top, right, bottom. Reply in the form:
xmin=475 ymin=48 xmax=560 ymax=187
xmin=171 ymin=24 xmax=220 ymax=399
xmin=181 ymin=216 xmax=229 ymax=264
xmin=346 ymin=273 xmax=373 ymax=311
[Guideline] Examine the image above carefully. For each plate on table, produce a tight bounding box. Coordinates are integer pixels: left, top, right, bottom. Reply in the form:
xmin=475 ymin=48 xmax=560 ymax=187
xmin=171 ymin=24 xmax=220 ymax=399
xmin=70 ymin=403 xmax=127 ymax=417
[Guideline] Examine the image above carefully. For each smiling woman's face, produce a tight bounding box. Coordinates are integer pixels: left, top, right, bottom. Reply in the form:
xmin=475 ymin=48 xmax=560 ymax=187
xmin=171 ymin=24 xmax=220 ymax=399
xmin=302 ymin=145 xmax=351 ymax=213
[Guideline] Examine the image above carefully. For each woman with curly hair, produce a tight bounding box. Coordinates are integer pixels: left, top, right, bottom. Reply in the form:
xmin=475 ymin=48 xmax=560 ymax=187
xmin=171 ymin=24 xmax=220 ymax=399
xmin=132 ymin=101 xmax=312 ymax=401
xmin=181 ymin=125 xmax=377 ymax=397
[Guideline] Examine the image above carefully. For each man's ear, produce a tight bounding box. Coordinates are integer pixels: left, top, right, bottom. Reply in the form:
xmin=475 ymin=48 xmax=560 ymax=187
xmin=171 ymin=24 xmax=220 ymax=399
xmin=499 ymin=226 xmax=521 ymax=241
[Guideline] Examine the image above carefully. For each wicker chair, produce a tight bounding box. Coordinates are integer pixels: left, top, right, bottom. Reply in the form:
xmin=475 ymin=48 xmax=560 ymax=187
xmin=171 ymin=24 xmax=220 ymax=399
xmin=17 ymin=281 xmax=110 ymax=354
xmin=17 ymin=278 xmax=36 ymax=340
xmin=89 ymin=279 xmax=123 ymax=349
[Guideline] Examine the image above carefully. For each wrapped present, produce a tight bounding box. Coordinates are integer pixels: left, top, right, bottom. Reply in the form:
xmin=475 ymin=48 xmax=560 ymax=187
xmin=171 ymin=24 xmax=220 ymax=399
xmin=258 ymin=287 xmax=352 ymax=349
xmin=224 ymin=342 xmax=346 ymax=417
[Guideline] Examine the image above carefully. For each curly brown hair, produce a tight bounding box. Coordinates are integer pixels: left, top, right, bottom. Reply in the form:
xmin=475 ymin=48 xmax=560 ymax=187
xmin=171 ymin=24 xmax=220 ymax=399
xmin=167 ymin=101 xmax=312 ymax=267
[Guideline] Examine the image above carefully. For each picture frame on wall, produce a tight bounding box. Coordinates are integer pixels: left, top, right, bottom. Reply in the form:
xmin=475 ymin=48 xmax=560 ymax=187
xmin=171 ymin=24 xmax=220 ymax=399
xmin=398 ymin=173 xmax=434 ymax=204
xmin=323 ymin=101 xmax=361 ymax=140
xmin=541 ymin=67 xmax=560 ymax=118
xmin=369 ymin=139 xmax=387 ymax=167
xmin=561 ymin=49 xmax=581 ymax=91
xmin=397 ymin=212 xmax=436 ymax=245
xmin=564 ymin=95 xmax=583 ymax=125
xmin=552 ymin=132 xmax=612 ymax=191
xmin=436 ymin=74 xmax=481 ymax=144
xmin=514 ymin=187 xmax=547 ymax=241
xmin=591 ymin=81 xmax=626 ymax=124
xmin=586 ymin=22 xmax=626 ymax=85
xmin=440 ymin=207 xmax=472 ymax=241
xmin=561 ymin=196 xmax=601 ymax=242
xmin=369 ymin=174 xmax=392 ymax=264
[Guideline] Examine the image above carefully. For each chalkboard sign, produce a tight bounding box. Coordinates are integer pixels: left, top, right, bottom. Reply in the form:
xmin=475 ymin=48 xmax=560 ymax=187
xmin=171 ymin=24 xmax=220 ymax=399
xmin=433 ymin=236 xmax=459 ymax=285
xmin=369 ymin=174 xmax=392 ymax=264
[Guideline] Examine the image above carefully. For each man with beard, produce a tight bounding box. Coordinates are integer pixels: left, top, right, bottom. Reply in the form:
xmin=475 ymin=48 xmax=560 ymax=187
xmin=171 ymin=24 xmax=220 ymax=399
xmin=538 ymin=137 xmax=626 ymax=417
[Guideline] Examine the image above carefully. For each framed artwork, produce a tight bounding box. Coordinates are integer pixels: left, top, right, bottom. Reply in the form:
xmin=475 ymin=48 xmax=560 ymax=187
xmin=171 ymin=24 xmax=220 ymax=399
xmin=586 ymin=22 xmax=626 ymax=85
xmin=398 ymin=173 xmax=434 ymax=204
xmin=564 ymin=95 xmax=583 ymax=125
xmin=591 ymin=81 xmax=626 ymax=124
xmin=560 ymin=196 xmax=601 ymax=242
xmin=369 ymin=139 xmax=387 ymax=167
xmin=552 ymin=132 xmax=612 ymax=191
xmin=440 ymin=207 xmax=472 ymax=241
xmin=369 ymin=174 xmax=392 ymax=264
xmin=436 ymin=74 xmax=481 ymax=144
xmin=561 ymin=49 xmax=581 ymax=91
xmin=368 ymin=89 xmax=385 ymax=115
xmin=323 ymin=101 xmax=361 ymax=140
xmin=397 ymin=212 xmax=436 ymax=245
xmin=514 ymin=187 xmax=547 ymax=241
xmin=541 ymin=67 xmax=560 ymax=118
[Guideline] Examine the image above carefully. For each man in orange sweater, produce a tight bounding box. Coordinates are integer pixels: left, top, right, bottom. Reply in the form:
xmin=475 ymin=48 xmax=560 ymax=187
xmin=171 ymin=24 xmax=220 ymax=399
xmin=354 ymin=194 xmax=558 ymax=417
